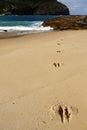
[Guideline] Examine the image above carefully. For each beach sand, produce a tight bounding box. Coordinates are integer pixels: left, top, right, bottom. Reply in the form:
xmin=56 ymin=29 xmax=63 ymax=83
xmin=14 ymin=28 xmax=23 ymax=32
xmin=0 ymin=30 xmax=87 ymax=130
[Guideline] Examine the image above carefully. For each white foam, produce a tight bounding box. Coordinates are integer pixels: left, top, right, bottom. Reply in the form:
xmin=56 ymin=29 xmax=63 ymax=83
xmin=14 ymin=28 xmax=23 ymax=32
xmin=0 ymin=22 xmax=53 ymax=33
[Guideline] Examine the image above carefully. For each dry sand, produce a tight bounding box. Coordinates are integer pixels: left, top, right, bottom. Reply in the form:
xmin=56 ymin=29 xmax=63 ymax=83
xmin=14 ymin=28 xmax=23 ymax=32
xmin=0 ymin=30 xmax=87 ymax=130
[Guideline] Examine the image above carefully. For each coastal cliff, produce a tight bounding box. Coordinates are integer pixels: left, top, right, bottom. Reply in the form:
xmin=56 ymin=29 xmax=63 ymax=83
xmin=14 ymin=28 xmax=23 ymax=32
xmin=43 ymin=15 xmax=87 ymax=30
xmin=0 ymin=0 xmax=69 ymax=15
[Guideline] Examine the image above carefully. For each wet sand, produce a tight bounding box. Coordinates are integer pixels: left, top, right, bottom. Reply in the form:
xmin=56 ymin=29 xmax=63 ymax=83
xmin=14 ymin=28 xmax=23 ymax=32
xmin=0 ymin=31 xmax=28 ymax=38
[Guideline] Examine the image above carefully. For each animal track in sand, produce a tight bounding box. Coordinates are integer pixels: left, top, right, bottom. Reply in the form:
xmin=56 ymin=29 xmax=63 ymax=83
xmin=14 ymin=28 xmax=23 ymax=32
xmin=49 ymin=103 xmax=78 ymax=124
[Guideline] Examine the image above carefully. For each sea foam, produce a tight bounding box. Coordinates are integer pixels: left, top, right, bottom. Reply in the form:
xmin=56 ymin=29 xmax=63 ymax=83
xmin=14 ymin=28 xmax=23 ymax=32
xmin=0 ymin=21 xmax=53 ymax=33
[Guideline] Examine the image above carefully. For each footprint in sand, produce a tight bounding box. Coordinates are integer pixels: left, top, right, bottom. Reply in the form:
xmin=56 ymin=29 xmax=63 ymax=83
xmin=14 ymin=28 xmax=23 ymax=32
xmin=60 ymin=39 xmax=63 ymax=41
xmin=56 ymin=50 xmax=61 ymax=53
xmin=53 ymin=63 xmax=65 ymax=68
xmin=57 ymin=43 xmax=61 ymax=46
xmin=53 ymin=63 xmax=60 ymax=68
xmin=49 ymin=103 xmax=78 ymax=124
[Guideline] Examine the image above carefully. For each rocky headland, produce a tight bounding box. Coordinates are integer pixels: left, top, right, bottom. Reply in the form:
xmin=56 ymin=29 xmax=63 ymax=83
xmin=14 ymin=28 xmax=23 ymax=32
xmin=43 ymin=15 xmax=87 ymax=30
xmin=0 ymin=0 xmax=69 ymax=15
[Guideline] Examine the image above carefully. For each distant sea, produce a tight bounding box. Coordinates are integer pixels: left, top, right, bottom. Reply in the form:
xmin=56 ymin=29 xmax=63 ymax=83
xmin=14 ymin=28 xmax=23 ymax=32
xmin=0 ymin=15 xmax=59 ymax=35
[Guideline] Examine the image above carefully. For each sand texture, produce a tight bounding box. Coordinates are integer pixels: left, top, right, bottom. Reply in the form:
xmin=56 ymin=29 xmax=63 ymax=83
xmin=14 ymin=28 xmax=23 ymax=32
xmin=0 ymin=30 xmax=87 ymax=130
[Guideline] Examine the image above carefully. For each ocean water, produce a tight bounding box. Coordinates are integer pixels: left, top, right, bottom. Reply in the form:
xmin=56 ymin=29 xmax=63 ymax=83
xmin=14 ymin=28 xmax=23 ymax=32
xmin=0 ymin=15 xmax=59 ymax=34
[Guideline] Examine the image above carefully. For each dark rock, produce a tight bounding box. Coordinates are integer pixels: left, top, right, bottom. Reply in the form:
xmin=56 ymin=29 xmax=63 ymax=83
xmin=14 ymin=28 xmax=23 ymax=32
xmin=3 ymin=30 xmax=7 ymax=32
xmin=0 ymin=0 xmax=69 ymax=15
xmin=42 ymin=15 xmax=87 ymax=30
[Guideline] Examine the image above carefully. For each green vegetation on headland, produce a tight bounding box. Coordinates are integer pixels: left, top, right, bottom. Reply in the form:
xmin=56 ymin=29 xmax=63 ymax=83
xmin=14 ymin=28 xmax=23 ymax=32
xmin=0 ymin=0 xmax=69 ymax=15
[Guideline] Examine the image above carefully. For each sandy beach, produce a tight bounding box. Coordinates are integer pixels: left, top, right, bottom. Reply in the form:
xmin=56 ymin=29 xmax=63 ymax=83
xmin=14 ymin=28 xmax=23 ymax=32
xmin=0 ymin=30 xmax=87 ymax=130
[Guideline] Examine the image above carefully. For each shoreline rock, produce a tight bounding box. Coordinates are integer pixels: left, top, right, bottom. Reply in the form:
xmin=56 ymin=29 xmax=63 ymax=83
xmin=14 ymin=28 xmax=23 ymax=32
xmin=42 ymin=15 xmax=87 ymax=30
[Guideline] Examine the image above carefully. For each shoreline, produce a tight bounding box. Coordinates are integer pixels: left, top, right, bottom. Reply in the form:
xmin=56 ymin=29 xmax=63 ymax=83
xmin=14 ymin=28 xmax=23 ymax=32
xmin=0 ymin=30 xmax=53 ymax=39
xmin=0 ymin=30 xmax=87 ymax=130
xmin=0 ymin=29 xmax=86 ymax=39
